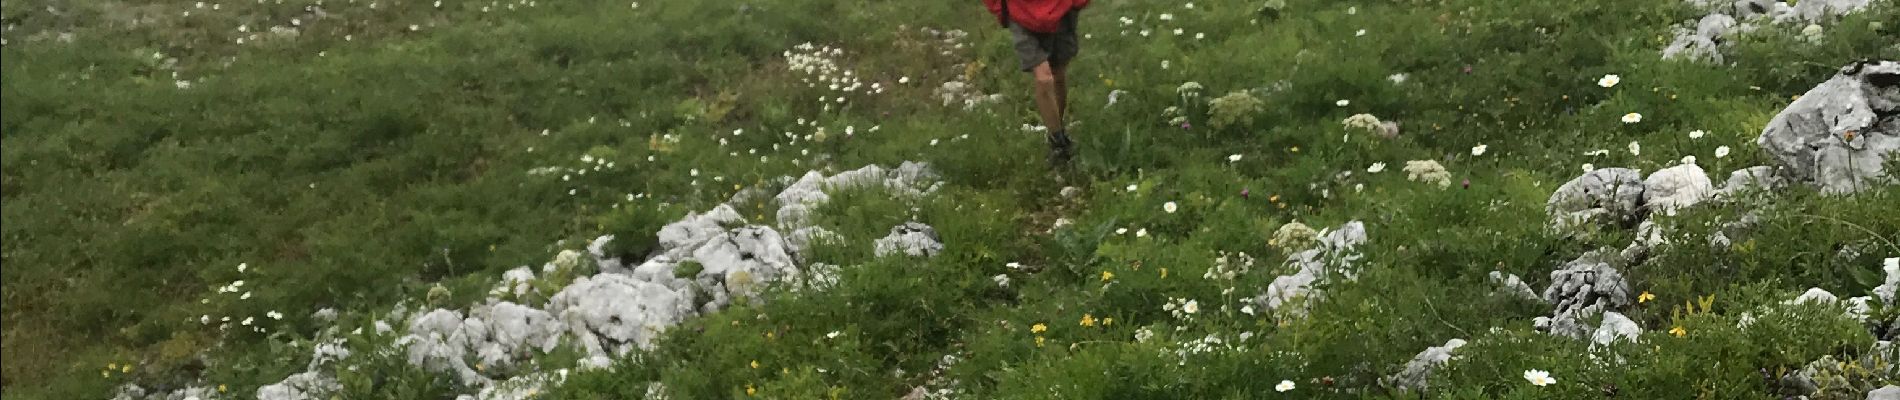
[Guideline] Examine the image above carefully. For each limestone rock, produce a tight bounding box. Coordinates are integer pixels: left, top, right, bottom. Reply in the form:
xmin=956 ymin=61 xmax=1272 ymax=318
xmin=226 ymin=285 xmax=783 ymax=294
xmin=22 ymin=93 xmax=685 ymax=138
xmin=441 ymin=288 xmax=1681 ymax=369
xmin=256 ymin=372 xmax=339 ymax=400
xmin=1547 ymin=168 xmax=1648 ymax=231
xmin=1714 ymin=166 xmax=1788 ymax=199
xmin=1539 ymin=250 xmax=1634 ymax=338
xmin=1644 ymin=163 xmax=1715 ymax=216
xmin=656 ymin=205 xmax=745 ymax=258
xmin=1869 ymin=385 xmax=1900 ymax=400
xmin=1257 ymin=221 xmax=1369 ymax=317
xmin=1383 ymin=338 xmax=1467 ymax=392
xmin=1590 ymin=311 xmax=1643 ymax=346
xmin=1758 ymin=60 xmax=1900 ymax=194
xmin=1488 ymin=271 xmax=1541 ymax=301
xmin=546 ymin=274 xmax=697 ymax=358
xmin=874 ymin=222 xmax=945 ymax=257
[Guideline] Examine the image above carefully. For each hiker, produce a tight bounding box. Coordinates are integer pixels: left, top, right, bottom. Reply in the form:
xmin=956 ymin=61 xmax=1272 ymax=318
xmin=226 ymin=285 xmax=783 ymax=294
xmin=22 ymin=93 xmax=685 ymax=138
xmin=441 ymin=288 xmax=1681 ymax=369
xmin=984 ymin=0 xmax=1089 ymax=165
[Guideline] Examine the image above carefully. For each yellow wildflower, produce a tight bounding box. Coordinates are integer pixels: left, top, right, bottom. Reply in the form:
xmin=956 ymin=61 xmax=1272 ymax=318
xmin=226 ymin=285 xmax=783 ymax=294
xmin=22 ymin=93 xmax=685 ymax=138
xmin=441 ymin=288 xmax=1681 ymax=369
xmin=1160 ymin=268 xmax=1169 ymax=279
xmin=1669 ymin=326 xmax=1686 ymax=337
xmin=1101 ymin=271 xmax=1115 ymax=282
xmin=102 ymin=371 xmax=111 ymax=378
xmin=1103 ymin=317 xmax=1114 ymax=326
xmin=108 ymin=363 xmax=118 ymax=370
xmin=476 ymin=363 xmax=486 ymax=372
xmin=1080 ymin=314 xmax=1096 ymax=327
xmin=750 ymin=360 xmax=759 ymax=369
xmin=747 ymin=383 xmax=757 ymax=396
xmin=1036 ymin=336 xmax=1045 ymax=347
xmin=219 ymin=385 xmax=228 ymax=393
xmin=122 ymin=365 xmax=132 ymax=373
xmin=1638 ymin=291 xmax=1656 ymax=303
xmin=1031 ymin=323 xmax=1047 ymax=334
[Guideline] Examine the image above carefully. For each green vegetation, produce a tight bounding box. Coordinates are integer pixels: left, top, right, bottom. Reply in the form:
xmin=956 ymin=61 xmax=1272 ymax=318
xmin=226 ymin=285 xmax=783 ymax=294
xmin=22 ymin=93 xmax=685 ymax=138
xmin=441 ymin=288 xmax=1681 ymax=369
xmin=3 ymin=0 xmax=1898 ymax=398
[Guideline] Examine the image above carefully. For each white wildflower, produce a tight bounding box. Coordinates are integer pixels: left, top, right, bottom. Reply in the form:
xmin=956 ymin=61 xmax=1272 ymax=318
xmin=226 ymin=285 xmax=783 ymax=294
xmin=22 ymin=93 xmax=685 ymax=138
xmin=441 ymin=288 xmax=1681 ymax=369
xmin=1524 ymin=369 xmax=1555 ymax=386
xmin=1714 ymin=146 xmax=1731 ymax=158
xmin=1276 ymin=380 xmax=1295 ymax=392
xmin=1367 ymin=162 xmax=1386 ymax=173
xmin=1598 ymin=74 xmax=1620 ymax=88
xmin=1621 ymin=113 xmax=1642 ymax=124
xmin=1164 ymin=202 xmax=1178 ymax=213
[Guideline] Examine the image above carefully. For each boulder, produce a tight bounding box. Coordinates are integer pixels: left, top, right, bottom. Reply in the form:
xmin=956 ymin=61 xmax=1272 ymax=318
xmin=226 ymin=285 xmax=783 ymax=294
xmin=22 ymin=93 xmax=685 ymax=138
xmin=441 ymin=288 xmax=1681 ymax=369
xmin=1644 ymin=164 xmax=1715 ymax=216
xmin=1870 ymin=385 xmax=1900 ymax=400
xmin=1383 ymin=338 xmax=1468 ymax=392
xmin=1714 ymin=166 xmax=1788 ymax=199
xmin=256 ymin=372 xmax=339 ymax=400
xmin=1758 ymin=60 xmax=1900 ymax=194
xmin=1547 ymin=168 xmax=1648 ymax=232
xmin=874 ymin=222 xmax=945 ymax=257
xmin=1257 ymin=222 xmax=1369 ymax=317
xmin=1590 ymin=311 xmax=1643 ymax=346
xmin=1488 ymin=271 xmax=1541 ymax=301
xmin=545 ymin=274 xmax=698 ymax=359
xmin=1539 ymin=250 xmax=1634 ymax=338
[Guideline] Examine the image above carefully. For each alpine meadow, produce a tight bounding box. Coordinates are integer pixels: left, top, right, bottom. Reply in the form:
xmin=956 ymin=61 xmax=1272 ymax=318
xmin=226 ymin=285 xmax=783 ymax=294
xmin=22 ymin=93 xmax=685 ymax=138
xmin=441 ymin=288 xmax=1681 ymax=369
xmin=4 ymin=0 xmax=1900 ymax=399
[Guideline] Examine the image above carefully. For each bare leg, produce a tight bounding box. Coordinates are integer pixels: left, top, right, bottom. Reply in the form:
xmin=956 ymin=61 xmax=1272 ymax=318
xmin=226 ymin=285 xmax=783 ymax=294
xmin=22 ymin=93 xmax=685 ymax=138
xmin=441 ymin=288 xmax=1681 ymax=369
xmin=1053 ymin=63 xmax=1069 ymax=127
xmin=1030 ymin=61 xmax=1063 ymax=134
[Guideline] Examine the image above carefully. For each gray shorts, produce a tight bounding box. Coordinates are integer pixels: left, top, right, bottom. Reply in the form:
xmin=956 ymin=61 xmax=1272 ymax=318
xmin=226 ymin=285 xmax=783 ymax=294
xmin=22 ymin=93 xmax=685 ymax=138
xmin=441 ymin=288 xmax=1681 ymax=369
xmin=1008 ymin=11 xmax=1080 ymax=72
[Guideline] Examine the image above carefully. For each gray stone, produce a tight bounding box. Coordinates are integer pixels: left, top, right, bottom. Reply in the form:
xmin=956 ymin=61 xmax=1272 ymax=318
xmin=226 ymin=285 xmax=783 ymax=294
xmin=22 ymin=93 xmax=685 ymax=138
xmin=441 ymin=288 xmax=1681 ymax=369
xmin=1257 ymin=221 xmax=1369 ymax=317
xmin=1547 ymin=168 xmax=1648 ymax=232
xmin=1644 ymin=163 xmax=1715 ymax=216
xmin=546 ymin=274 xmax=698 ymax=358
xmin=400 ymin=309 xmax=488 ymax=385
xmin=256 ymin=371 xmax=339 ymax=400
xmin=1758 ymin=60 xmax=1900 ymax=194
xmin=656 ymin=205 xmax=745 ymax=258
xmin=468 ymin=302 xmax=563 ymax=370
xmin=1590 ymin=311 xmax=1643 ymax=346
xmin=874 ymin=222 xmax=945 ymax=257
xmin=1869 ymin=385 xmax=1900 ymax=400
xmin=1384 ymin=338 xmax=1467 ymax=392
xmin=1715 ymin=166 xmax=1788 ymax=199
xmin=1488 ymin=271 xmax=1540 ymax=301
xmin=1540 ymin=250 xmax=1634 ymax=338
xmin=1790 ymin=0 xmax=1874 ymax=23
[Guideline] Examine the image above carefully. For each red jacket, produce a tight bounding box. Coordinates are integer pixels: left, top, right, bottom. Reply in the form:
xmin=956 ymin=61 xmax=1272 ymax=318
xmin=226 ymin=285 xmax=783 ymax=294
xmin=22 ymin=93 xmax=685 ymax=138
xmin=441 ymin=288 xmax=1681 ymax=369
xmin=984 ymin=0 xmax=1088 ymax=33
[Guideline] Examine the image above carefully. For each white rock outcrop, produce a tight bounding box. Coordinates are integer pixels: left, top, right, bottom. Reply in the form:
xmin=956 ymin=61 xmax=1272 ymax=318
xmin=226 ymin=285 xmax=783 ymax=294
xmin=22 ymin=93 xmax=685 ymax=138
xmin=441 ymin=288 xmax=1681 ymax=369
xmin=1643 ymin=163 xmax=1715 ymax=216
xmin=1547 ymin=168 xmax=1648 ymax=232
xmin=873 ymin=222 xmax=945 ymax=257
xmin=1758 ymin=60 xmax=1900 ymax=194
xmin=1383 ymin=338 xmax=1467 ymax=392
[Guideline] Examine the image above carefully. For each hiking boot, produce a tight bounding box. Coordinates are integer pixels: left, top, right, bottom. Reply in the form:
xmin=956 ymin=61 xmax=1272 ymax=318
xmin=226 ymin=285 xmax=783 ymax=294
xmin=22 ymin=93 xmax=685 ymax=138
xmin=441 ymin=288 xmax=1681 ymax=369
xmin=1046 ymin=130 xmax=1074 ymax=166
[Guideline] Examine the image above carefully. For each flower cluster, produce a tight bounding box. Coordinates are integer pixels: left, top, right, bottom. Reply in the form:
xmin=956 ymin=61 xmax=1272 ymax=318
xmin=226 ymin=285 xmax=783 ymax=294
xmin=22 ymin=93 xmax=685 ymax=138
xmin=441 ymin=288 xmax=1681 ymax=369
xmin=1403 ymin=160 xmax=1452 ymax=189
xmin=1206 ymin=90 xmax=1265 ymax=129
xmin=1162 ymin=297 xmax=1201 ymax=321
xmin=1269 ymin=222 xmax=1318 ymax=250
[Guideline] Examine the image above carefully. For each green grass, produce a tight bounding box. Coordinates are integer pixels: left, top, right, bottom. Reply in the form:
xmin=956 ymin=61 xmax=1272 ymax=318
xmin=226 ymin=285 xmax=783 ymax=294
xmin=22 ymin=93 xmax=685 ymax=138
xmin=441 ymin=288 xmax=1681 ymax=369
xmin=4 ymin=0 xmax=1900 ymax=398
